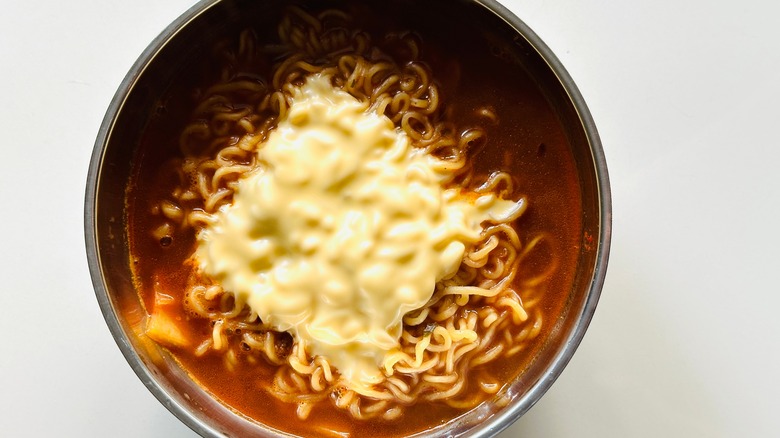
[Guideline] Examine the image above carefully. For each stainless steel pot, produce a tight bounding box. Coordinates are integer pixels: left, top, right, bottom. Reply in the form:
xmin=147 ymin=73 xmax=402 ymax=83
xmin=85 ymin=0 xmax=611 ymax=436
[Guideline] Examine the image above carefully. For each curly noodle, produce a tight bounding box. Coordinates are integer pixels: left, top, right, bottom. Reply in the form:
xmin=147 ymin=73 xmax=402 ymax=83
xmin=148 ymin=6 xmax=558 ymax=422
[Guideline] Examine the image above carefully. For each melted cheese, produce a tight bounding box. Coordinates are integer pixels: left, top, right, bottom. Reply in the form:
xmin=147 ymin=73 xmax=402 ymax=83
xmin=195 ymin=74 xmax=520 ymax=388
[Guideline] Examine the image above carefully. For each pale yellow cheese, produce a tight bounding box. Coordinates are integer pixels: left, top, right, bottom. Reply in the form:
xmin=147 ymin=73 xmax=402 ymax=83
xmin=195 ymin=73 xmax=520 ymax=388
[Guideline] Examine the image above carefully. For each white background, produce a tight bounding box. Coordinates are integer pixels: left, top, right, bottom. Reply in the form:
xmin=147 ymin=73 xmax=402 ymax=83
xmin=1 ymin=0 xmax=778 ymax=436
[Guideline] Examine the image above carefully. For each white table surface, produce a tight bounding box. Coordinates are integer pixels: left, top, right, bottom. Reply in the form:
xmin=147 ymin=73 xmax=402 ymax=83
xmin=2 ymin=0 xmax=778 ymax=436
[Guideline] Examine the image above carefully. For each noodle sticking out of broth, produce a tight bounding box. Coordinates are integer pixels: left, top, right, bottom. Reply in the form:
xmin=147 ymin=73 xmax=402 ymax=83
xmin=141 ymin=5 xmax=557 ymax=424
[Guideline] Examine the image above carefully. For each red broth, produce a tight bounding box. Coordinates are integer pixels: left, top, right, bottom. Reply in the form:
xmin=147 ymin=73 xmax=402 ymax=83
xmin=126 ymin=2 xmax=582 ymax=436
